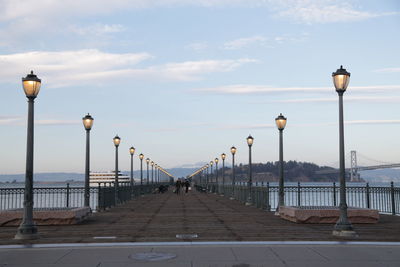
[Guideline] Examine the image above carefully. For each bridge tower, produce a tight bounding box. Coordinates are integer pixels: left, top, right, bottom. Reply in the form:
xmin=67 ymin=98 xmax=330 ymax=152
xmin=350 ymin=150 xmax=360 ymax=182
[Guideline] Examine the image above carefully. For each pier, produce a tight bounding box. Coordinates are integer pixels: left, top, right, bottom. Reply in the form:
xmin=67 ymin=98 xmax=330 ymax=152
xmin=1 ymin=189 xmax=400 ymax=245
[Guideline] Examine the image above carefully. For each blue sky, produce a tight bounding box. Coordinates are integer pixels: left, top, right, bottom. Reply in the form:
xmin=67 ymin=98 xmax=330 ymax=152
xmin=0 ymin=0 xmax=399 ymax=174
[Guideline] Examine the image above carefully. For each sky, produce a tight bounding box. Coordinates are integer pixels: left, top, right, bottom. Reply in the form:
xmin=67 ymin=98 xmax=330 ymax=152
xmin=0 ymin=0 xmax=399 ymax=175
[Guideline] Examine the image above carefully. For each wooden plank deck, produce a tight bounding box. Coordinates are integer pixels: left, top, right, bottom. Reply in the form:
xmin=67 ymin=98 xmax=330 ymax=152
xmin=1 ymin=190 xmax=400 ymax=244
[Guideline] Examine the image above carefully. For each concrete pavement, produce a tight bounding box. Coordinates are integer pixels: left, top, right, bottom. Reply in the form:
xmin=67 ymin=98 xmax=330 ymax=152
xmin=1 ymin=242 xmax=400 ymax=267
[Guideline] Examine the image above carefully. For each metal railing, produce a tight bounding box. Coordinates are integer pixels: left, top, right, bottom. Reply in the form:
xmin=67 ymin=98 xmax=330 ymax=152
xmin=197 ymin=181 xmax=400 ymax=215
xmin=0 ymin=182 xmax=167 ymax=212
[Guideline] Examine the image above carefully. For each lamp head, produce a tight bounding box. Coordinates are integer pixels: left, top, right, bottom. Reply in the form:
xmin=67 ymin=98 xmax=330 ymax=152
xmin=22 ymin=71 xmax=41 ymax=98
xmin=146 ymin=158 xmax=150 ymax=164
xmin=129 ymin=146 xmax=135 ymax=155
xmin=275 ymin=113 xmax=287 ymax=131
xmin=221 ymin=153 xmax=226 ymax=160
xmin=139 ymin=153 xmax=144 ymax=160
xmin=215 ymin=158 xmax=219 ymax=164
xmin=246 ymin=135 xmax=254 ymax=146
xmin=113 ymin=135 xmax=121 ymax=147
xmin=332 ymin=65 xmax=350 ymax=93
xmin=230 ymin=146 xmax=237 ymax=155
xmin=82 ymin=113 xmax=94 ymax=131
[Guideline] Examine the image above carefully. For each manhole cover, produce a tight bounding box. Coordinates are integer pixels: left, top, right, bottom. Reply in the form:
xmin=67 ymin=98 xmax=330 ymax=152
xmin=176 ymin=234 xmax=198 ymax=239
xmin=130 ymin=252 xmax=176 ymax=262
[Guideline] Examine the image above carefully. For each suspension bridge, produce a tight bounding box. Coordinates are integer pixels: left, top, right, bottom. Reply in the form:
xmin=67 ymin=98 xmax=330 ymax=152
xmin=316 ymin=150 xmax=400 ymax=181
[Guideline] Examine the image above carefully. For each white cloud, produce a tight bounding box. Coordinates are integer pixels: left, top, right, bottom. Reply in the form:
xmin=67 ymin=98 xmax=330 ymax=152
xmin=0 ymin=0 xmax=392 ymax=25
xmin=0 ymin=50 xmax=256 ymax=87
xmin=215 ymin=119 xmax=400 ymax=131
xmin=270 ymin=96 xmax=400 ymax=104
xmin=374 ymin=68 xmax=400 ymax=73
xmin=70 ymin=24 xmax=126 ymax=36
xmin=223 ymin=35 xmax=267 ymax=50
xmin=273 ymin=0 xmax=398 ymax=24
xmin=186 ymin=42 xmax=209 ymax=51
xmin=194 ymin=84 xmax=400 ymax=95
xmin=345 ymin=120 xmax=400 ymax=125
xmin=0 ymin=115 xmax=23 ymax=125
xmin=35 ymin=120 xmax=80 ymax=126
xmin=0 ymin=116 xmax=80 ymax=126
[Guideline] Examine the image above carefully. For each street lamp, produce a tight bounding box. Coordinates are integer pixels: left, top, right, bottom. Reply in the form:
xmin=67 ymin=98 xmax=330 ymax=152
xmin=206 ymin=164 xmax=209 ymax=189
xmin=113 ymin=135 xmax=121 ymax=204
xmin=129 ymin=147 xmax=135 ymax=186
xmin=230 ymin=146 xmax=237 ymax=200
xmin=15 ymin=71 xmax=41 ymax=240
xmin=221 ymin=153 xmax=226 ymax=195
xmin=215 ymin=158 xmax=219 ymax=193
xmin=275 ymin=113 xmax=287 ymax=212
xmin=155 ymin=164 xmax=158 ymax=183
xmin=151 ymin=161 xmax=154 ymax=184
xmin=82 ymin=113 xmax=94 ymax=207
xmin=146 ymin=158 xmax=150 ymax=185
xmin=246 ymin=135 xmax=254 ymax=206
xmin=210 ymin=161 xmax=214 ymax=192
xmin=139 ymin=154 xmax=144 ymax=185
xmin=332 ymin=65 xmax=356 ymax=237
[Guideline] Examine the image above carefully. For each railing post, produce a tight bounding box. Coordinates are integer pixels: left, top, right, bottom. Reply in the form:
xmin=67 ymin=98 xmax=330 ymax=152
xmin=333 ymin=182 xmax=337 ymax=206
xmin=66 ymin=183 xmax=70 ymax=208
xmin=297 ymin=182 xmax=301 ymax=206
xmin=265 ymin=182 xmax=270 ymax=211
xmin=391 ymin=181 xmax=396 ymax=215
xmin=366 ymin=182 xmax=370 ymax=209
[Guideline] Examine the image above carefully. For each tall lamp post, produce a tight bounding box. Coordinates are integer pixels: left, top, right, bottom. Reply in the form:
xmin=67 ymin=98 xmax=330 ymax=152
xmin=215 ymin=158 xmax=219 ymax=193
xmin=83 ymin=114 xmax=94 ymax=207
xmin=210 ymin=161 xmax=214 ymax=192
xmin=230 ymin=146 xmax=237 ymax=200
xmin=113 ymin=135 xmax=121 ymax=205
xmin=221 ymin=153 xmax=226 ymax=195
xmin=146 ymin=158 xmax=150 ymax=185
xmin=151 ymin=161 xmax=154 ymax=184
xmin=155 ymin=164 xmax=158 ymax=183
xmin=129 ymin=147 xmax=135 ymax=186
xmin=139 ymin=153 xmax=144 ymax=194
xmin=15 ymin=71 xmax=41 ymax=240
xmin=332 ymin=66 xmax=356 ymax=237
xmin=246 ymin=135 xmax=254 ymax=206
xmin=206 ymin=164 xmax=209 ymax=189
xmin=275 ymin=114 xmax=287 ymax=212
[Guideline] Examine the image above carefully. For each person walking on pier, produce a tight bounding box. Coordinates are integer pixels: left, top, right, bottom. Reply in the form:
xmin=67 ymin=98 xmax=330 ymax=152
xmin=175 ymin=179 xmax=182 ymax=194
xmin=184 ymin=179 xmax=190 ymax=193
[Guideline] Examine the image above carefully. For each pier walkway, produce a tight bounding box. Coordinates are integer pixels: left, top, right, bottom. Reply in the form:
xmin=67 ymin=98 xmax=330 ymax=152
xmin=1 ymin=189 xmax=400 ymax=244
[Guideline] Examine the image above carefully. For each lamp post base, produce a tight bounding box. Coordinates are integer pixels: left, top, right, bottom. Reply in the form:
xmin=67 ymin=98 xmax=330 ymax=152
xmin=332 ymin=230 xmax=358 ymax=238
xmin=14 ymin=224 xmax=38 ymax=240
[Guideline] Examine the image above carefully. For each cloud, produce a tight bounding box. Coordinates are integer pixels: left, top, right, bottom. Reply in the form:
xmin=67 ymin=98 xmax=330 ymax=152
xmin=214 ymin=119 xmax=400 ymax=131
xmin=70 ymin=24 xmax=126 ymax=36
xmin=0 ymin=116 xmax=80 ymax=126
xmin=0 ymin=50 xmax=255 ymax=87
xmin=373 ymin=68 xmax=400 ymax=73
xmin=186 ymin=42 xmax=209 ymax=51
xmin=0 ymin=115 xmax=23 ymax=125
xmin=223 ymin=35 xmax=267 ymax=50
xmin=194 ymin=84 xmax=400 ymax=95
xmin=270 ymin=96 xmax=400 ymax=104
xmin=273 ymin=0 xmax=398 ymax=24
xmin=35 ymin=120 xmax=80 ymax=126
xmin=345 ymin=120 xmax=400 ymax=125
